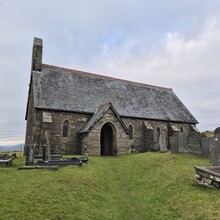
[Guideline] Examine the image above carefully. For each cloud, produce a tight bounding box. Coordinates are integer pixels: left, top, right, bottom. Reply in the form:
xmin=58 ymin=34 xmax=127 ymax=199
xmin=88 ymin=17 xmax=220 ymax=131
xmin=1 ymin=1 xmax=220 ymax=145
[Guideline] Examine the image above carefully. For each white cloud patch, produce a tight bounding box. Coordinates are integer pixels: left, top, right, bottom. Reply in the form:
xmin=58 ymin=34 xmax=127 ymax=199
xmin=1 ymin=1 xmax=220 ymax=145
xmin=89 ymin=17 xmax=220 ymax=131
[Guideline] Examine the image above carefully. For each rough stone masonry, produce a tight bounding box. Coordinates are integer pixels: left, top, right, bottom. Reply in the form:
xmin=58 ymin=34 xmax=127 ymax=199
xmin=25 ymin=37 xmax=200 ymax=156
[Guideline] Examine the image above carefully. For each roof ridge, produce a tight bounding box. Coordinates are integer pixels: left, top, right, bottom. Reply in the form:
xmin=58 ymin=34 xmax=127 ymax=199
xmin=41 ymin=63 xmax=172 ymax=91
xmin=97 ymin=99 xmax=112 ymax=107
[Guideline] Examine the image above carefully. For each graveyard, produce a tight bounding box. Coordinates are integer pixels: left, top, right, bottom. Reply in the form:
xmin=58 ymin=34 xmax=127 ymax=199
xmin=1 ymin=152 xmax=220 ymax=220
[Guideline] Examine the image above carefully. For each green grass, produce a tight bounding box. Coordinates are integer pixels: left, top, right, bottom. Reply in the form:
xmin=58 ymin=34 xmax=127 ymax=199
xmin=0 ymin=152 xmax=219 ymax=220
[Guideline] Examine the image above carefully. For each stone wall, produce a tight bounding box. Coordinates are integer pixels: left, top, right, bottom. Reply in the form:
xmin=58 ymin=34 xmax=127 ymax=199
xmin=32 ymin=38 xmax=42 ymax=71
xmin=121 ymin=119 xmax=192 ymax=153
xmin=25 ymin=101 xmax=197 ymax=155
xmin=122 ymin=119 xmax=167 ymax=152
xmin=24 ymin=85 xmax=36 ymax=152
xmin=169 ymin=123 xmax=193 ymax=152
xmin=30 ymin=110 xmax=91 ymax=154
xmin=169 ymin=124 xmax=203 ymax=155
xmin=82 ymin=108 xmax=130 ymax=156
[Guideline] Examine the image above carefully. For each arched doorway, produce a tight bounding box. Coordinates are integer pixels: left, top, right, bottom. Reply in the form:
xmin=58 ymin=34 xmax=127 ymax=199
xmin=100 ymin=123 xmax=114 ymax=155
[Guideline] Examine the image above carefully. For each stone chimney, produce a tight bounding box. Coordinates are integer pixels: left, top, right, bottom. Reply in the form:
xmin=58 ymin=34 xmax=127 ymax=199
xmin=32 ymin=37 xmax=43 ymax=71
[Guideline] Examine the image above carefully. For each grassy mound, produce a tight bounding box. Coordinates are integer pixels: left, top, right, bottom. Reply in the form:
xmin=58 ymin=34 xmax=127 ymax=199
xmin=0 ymin=152 xmax=219 ymax=219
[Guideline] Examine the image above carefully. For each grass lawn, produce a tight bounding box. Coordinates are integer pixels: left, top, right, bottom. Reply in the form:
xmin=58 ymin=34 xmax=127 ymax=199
xmin=0 ymin=152 xmax=219 ymax=220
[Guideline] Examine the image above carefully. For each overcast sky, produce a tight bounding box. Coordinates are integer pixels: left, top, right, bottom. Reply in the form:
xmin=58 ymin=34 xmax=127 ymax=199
xmin=0 ymin=0 xmax=220 ymax=146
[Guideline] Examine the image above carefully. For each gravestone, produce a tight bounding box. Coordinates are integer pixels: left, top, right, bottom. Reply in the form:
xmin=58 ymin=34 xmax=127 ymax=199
xmin=209 ymin=127 xmax=220 ymax=166
xmin=144 ymin=129 xmax=153 ymax=152
xmin=143 ymin=122 xmax=154 ymax=152
xmin=178 ymin=133 xmax=188 ymax=153
xmin=159 ymin=132 xmax=167 ymax=152
xmin=170 ymin=134 xmax=178 ymax=154
xmin=169 ymin=126 xmax=180 ymax=154
xmin=42 ymin=145 xmax=47 ymax=161
xmin=45 ymin=131 xmax=51 ymax=161
xmin=201 ymin=137 xmax=212 ymax=157
xmin=25 ymin=144 xmax=34 ymax=165
xmin=187 ymin=132 xmax=202 ymax=155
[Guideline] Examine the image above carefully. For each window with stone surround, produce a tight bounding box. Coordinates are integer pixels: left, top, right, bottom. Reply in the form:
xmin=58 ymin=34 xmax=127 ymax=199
xmin=128 ymin=124 xmax=133 ymax=139
xmin=63 ymin=120 xmax=69 ymax=137
xmin=180 ymin=126 xmax=183 ymax=133
xmin=156 ymin=127 xmax=160 ymax=142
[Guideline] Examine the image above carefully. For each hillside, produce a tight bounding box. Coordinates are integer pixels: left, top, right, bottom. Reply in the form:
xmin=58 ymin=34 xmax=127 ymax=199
xmin=1 ymin=153 xmax=220 ymax=219
xmin=201 ymin=130 xmax=214 ymax=137
xmin=0 ymin=144 xmax=23 ymax=151
xmin=0 ymin=146 xmax=6 ymax=151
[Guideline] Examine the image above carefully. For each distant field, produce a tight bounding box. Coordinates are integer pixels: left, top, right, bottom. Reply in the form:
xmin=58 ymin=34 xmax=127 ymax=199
xmin=0 ymin=152 xmax=219 ymax=220
xmin=0 ymin=151 xmax=23 ymax=156
xmin=202 ymin=130 xmax=214 ymax=137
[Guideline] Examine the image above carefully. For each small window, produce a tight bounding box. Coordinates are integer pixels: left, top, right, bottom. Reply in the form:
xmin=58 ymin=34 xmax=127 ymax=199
xmin=63 ymin=120 xmax=69 ymax=137
xmin=180 ymin=126 xmax=183 ymax=133
xmin=156 ymin=127 xmax=160 ymax=142
xmin=128 ymin=124 xmax=133 ymax=139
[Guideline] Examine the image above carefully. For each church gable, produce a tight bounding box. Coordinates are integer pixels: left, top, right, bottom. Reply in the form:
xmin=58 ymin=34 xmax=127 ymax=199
xmin=81 ymin=103 xmax=131 ymax=156
xmin=79 ymin=101 xmax=129 ymax=134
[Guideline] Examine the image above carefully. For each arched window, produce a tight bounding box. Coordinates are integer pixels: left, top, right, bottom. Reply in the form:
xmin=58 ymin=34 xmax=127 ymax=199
xmin=63 ymin=120 xmax=69 ymax=137
xmin=180 ymin=126 xmax=183 ymax=133
xmin=156 ymin=127 xmax=160 ymax=142
xmin=128 ymin=124 xmax=133 ymax=139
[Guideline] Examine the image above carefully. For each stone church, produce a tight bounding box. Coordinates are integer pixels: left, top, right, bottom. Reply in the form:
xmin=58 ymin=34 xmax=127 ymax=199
xmin=25 ymin=37 xmax=199 ymax=156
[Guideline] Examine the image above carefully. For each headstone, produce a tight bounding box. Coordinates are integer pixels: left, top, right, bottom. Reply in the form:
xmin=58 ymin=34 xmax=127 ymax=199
xmin=20 ymin=145 xmax=23 ymax=157
xmin=25 ymin=144 xmax=34 ymax=165
xmin=188 ymin=132 xmax=202 ymax=155
xmin=42 ymin=145 xmax=47 ymax=161
xmin=143 ymin=122 xmax=154 ymax=152
xmin=151 ymin=143 xmax=160 ymax=152
xmin=146 ymin=129 xmax=154 ymax=152
xmin=45 ymin=131 xmax=51 ymax=161
xmin=201 ymin=137 xmax=212 ymax=157
xmin=209 ymin=127 xmax=220 ymax=166
xmin=178 ymin=133 xmax=188 ymax=153
xmin=159 ymin=132 xmax=167 ymax=152
xmin=170 ymin=134 xmax=178 ymax=154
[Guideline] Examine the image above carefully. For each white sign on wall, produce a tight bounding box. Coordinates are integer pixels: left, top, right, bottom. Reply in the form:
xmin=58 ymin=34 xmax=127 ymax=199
xmin=43 ymin=112 xmax=52 ymax=123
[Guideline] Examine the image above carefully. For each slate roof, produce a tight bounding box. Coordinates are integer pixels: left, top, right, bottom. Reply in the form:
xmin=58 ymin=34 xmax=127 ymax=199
xmin=79 ymin=101 xmax=130 ymax=134
xmin=31 ymin=64 xmax=198 ymax=124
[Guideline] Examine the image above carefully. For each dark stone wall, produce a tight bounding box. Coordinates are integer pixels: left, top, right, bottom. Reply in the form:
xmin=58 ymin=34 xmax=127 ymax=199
xmin=82 ymin=108 xmax=130 ymax=155
xmin=32 ymin=110 xmax=91 ymax=154
xmin=32 ymin=38 xmax=42 ymax=71
xmin=122 ymin=119 xmax=192 ymax=153
xmin=24 ymin=85 xmax=36 ymax=149
xmin=25 ymin=102 xmax=196 ymax=155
